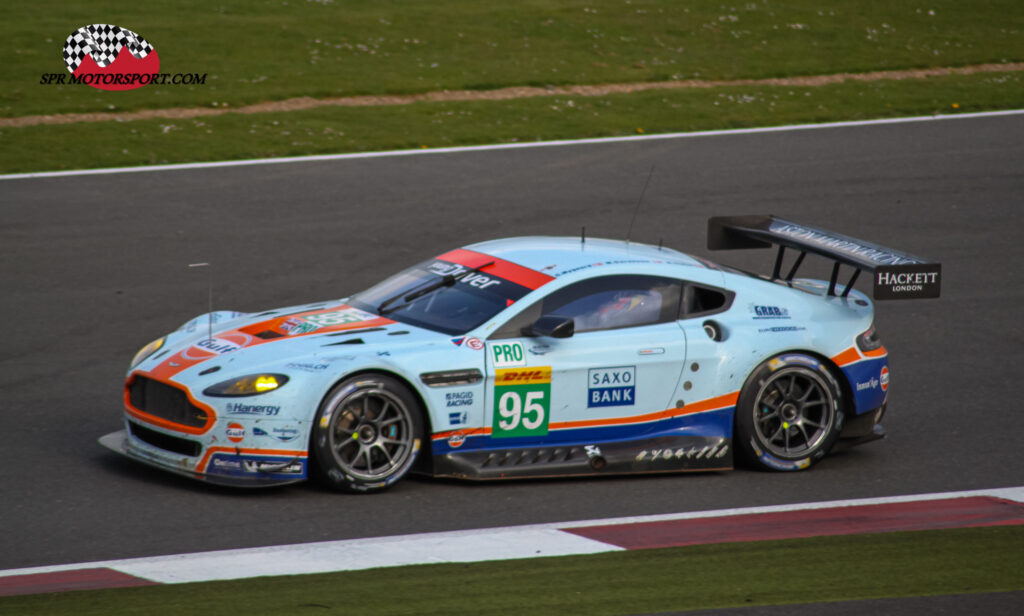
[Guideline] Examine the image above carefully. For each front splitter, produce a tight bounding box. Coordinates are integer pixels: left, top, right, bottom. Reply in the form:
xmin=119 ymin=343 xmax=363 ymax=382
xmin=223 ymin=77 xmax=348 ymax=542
xmin=98 ymin=430 xmax=305 ymax=489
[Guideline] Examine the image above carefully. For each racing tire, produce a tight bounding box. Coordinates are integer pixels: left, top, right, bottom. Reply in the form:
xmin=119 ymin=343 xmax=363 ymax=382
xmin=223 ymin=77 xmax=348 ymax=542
xmin=735 ymin=353 xmax=844 ymax=471
xmin=311 ymin=374 xmax=424 ymax=493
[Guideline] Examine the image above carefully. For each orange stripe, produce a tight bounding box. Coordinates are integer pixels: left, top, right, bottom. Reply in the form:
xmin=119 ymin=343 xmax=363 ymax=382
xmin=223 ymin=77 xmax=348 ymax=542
xmin=151 ymin=305 xmax=393 ymax=379
xmin=862 ymin=345 xmax=888 ymax=358
xmin=831 ymin=347 xmax=862 ymax=367
xmin=197 ymin=447 xmax=308 ymax=473
xmin=549 ymin=391 xmax=739 ymax=430
xmin=432 ymin=427 xmax=491 ymax=440
xmin=430 ymin=391 xmax=739 ymax=439
xmin=832 ymin=345 xmax=888 ymax=367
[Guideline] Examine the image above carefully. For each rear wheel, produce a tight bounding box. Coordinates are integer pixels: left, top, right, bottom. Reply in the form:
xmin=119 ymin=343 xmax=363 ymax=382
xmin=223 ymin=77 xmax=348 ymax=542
xmin=311 ymin=374 xmax=424 ymax=493
xmin=735 ymin=354 xmax=844 ymax=471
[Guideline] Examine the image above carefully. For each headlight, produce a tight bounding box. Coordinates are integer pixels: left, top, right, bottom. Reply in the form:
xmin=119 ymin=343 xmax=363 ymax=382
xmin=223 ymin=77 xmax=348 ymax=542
xmin=130 ymin=337 xmax=166 ymax=369
xmin=203 ymin=374 xmax=290 ymax=397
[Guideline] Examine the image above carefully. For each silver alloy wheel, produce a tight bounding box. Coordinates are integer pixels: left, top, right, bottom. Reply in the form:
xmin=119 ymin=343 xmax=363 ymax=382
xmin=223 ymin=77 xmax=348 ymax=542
xmin=326 ymin=387 xmax=415 ymax=482
xmin=752 ymin=366 xmax=836 ymax=458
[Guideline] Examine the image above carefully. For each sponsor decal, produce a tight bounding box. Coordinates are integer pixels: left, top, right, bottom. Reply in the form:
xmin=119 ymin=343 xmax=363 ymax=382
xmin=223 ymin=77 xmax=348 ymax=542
xmin=588 ymin=366 xmax=636 ymax=408
xmin=303 ymin=307 xmax=377 ymax=327
xmin=281 ymin=317 xmax=319 ymax=336
xmin=427 ymin=261 xmax=502 ymax=290
xmin=448 ymin=411 xmax=468 ymax=426
xmin=464 ymin=337 xmax=485 ymax=351
xmin=181 ymin=332 xmax=252 ymax=360
xmin=750 ymin=305 xmax=790 ymax=320
xmin=553 ymin=258 xmax=683 ymax=277
xmin=209 ymin=454 xmax=305 ymax=476
xmin=769 ymin=221 xmax=924 ymax=266
xmin=242 ymin=459 xmax=303 ymax=474
xmin=226 ymin=403 xmax=280 ymax=416
xmin=274 ymin=427 xmax=300 ymax=442
xmin=450 ymin=337 xmax=465 ymax=347
xmin=194 ymin=336 xmax=242 ymax=355
xmin=251 ymin=425 xmax=300 ymax=442
xmin=211 ymin=456 xmax=242 ymax=470
xmin=226 ymin=422 xmax=245 ymax=443
xmin=448 ymin=432 xmax=466 ymax=448
xmin=758 ymin=326 xmax=806 ymax=333
xmin=880 ymin=366 xmax=889 ymax=391
xmin=445 ymin=391 xmax=474 ymax=408
xmin=635 ymin=442 xmax=729 ymax=461
xmin=492 ymin=367 xmax=551 ymax=438
xmin=874 ymin=264 xmax=941 ymax=300
xmin=285 ymin=361 xmax=331 ymax=372
xmin=856 ymin=377 xmax=880 ymax=391
xmin=490 ymin=342 xmax=526 ymax=368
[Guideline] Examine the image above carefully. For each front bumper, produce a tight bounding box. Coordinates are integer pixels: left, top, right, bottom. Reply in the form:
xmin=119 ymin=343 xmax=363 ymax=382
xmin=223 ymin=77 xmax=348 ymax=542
xmin=99 ymin=428 xmax=307 ymax=488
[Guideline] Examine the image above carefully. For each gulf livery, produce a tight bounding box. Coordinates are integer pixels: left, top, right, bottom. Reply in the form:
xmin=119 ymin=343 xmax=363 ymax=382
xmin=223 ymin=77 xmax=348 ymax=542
xmin=100 ymin=216 xmax=940 ymax=492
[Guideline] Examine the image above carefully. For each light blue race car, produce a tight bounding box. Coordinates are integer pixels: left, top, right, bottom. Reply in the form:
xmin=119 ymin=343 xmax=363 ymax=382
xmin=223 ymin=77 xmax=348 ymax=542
xmin=99 ymin=216 xmax=941 ymax=492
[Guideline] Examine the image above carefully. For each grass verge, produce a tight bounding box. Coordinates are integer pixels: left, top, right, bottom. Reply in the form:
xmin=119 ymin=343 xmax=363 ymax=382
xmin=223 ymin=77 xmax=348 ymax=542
xmin=7 ymin=0 xmax=1023 ymax=118
xmin=3 ymin=526 xmax=1022 ymax=615
xmin=2 ymin=70 xmax=1020 ymax=174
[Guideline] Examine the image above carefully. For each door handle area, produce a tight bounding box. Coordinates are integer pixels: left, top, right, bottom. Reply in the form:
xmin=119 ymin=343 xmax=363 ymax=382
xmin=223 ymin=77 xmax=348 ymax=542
xmin=638 ymin=348 xmax=665 ymax=355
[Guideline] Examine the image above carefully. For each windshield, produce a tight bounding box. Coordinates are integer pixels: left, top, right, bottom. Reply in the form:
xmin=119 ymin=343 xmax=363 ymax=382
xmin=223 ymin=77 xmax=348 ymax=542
xmin=349 ymin=256 xmax=533 ymax=335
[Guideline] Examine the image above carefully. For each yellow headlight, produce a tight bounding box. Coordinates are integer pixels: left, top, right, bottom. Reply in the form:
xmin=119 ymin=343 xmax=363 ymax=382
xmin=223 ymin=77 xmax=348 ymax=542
xmin=130 ymin=337 xmax=165 ymax=369
xmin=254 ymin=375 xmax=281 ymax=392
xmin=204 ymin=374 xmax=290 ymax=397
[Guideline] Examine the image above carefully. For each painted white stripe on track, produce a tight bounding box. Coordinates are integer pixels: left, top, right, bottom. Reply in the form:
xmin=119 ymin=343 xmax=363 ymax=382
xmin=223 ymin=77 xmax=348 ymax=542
xmin=1 ymin=109 xmax=1022 ymax=181
xmin=0 ymin=486 xmax=1020 ymax=584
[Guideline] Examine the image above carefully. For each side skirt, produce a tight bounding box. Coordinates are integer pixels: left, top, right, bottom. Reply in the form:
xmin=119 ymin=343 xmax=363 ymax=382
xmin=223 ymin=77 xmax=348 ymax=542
xmin=432 ymin=435 xmax=732 ymax=480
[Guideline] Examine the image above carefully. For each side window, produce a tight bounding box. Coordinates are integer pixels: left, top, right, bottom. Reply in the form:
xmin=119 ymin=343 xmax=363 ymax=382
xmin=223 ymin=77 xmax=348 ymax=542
xmin=491 ymin=275 xmax=681 ymax=339
xmin=680 ymin=283 xmax=733 ymax=318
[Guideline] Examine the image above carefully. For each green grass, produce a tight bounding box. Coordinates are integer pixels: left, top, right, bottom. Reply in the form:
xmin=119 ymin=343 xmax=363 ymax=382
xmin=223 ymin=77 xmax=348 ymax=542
xmin=2 ymin=70 xmax=1020 ymax=174
xmin=5 ymin=0 xmax=1023 ymax=118
xmin=3 ymin=526 xmax=1022 ymax=615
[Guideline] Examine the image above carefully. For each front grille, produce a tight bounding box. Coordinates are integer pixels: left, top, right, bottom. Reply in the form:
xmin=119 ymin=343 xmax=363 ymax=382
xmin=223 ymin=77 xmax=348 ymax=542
xmin=128 ymin=376 xmax=209 ymax=428
xmin=129 ymin=421 xmax=202 ymax=457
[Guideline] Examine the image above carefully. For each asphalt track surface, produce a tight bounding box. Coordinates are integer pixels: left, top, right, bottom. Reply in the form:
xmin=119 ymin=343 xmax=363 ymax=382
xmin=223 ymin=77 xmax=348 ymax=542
xmin=1 ymin=113 xmax=1022 ymax=573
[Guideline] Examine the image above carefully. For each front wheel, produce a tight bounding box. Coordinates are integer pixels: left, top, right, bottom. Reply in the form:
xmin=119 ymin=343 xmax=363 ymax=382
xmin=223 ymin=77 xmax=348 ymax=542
xmin=735 ymin=354 xmax=844 ymax=471
xmin=311 ymin=374 xmax=424 ymax=493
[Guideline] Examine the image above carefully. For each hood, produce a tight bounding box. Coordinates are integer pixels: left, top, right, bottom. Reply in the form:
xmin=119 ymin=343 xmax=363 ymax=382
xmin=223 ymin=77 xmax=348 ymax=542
xmin=134 ymin=302 xmax=448 ymax=382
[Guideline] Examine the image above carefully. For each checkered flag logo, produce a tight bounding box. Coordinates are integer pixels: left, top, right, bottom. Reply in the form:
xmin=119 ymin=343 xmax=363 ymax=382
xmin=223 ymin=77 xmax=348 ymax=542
xmin=63 ymin=24 xmax=154 ymax=73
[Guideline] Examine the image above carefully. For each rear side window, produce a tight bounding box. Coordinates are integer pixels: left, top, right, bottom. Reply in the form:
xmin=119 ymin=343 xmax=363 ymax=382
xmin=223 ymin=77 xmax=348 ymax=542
xmin=680 ymin=284 xmax=733 ymax=318
xmin=491 ymin=275 xmax=682 ymax=338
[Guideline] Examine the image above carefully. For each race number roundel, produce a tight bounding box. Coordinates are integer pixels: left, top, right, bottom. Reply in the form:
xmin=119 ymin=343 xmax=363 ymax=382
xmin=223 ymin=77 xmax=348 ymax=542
xmin=492 ymin=367 xmax=551 ymax=438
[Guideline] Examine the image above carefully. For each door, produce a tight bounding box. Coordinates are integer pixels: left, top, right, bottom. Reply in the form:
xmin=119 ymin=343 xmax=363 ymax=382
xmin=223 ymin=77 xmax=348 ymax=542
xmin=484 ymin=274 xmax=687 ymax=444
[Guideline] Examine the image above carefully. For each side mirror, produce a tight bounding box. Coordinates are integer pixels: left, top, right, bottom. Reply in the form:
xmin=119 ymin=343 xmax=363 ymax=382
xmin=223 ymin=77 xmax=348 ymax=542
xmin=523 ymin=315 xmax=575 ymax=339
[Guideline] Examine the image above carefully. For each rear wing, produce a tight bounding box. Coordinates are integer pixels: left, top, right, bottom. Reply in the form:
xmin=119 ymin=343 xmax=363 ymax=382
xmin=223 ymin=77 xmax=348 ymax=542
xmin=707 ymin=215 xmax=941 ymax=300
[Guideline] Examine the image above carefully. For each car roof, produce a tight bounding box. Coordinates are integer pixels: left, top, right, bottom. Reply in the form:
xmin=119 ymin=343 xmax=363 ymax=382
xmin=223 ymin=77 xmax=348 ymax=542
xmin=463 ymin=236 xmax=706 ymax=278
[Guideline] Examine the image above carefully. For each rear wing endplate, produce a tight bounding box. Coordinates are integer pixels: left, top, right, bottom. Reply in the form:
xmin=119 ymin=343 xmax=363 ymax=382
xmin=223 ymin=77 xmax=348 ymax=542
xmin=707 ymin=215 xmax=941 ymax=300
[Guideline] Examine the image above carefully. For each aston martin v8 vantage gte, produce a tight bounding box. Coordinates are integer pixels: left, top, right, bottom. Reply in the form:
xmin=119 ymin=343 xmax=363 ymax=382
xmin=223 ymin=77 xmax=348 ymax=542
xmin=100 ymin=216 xmax=941 ymax=492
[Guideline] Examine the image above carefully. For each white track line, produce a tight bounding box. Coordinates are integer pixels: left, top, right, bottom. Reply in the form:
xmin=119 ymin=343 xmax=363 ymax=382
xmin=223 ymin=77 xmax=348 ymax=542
xmin=1 ymin=486 xmax=1020 ymax=584
xmin=2 ymin=109 xmax=1022 ymax=181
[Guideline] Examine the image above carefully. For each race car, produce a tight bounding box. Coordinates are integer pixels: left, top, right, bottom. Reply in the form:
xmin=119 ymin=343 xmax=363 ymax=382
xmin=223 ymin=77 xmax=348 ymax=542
xmin=99 ymin=215 xmax=941 ymax=492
